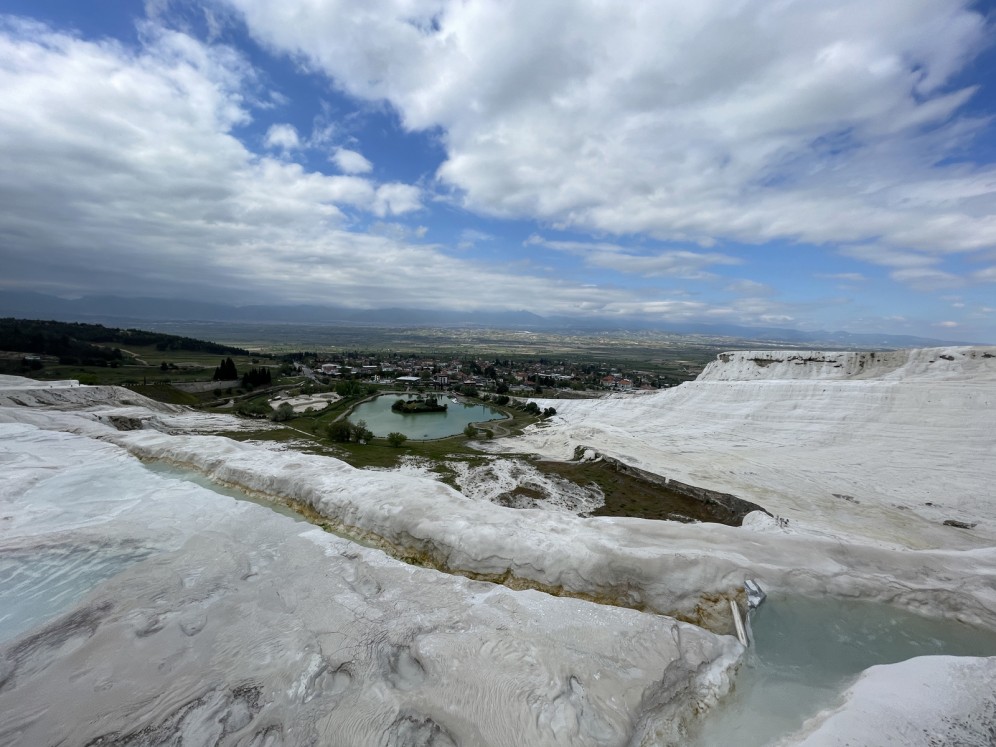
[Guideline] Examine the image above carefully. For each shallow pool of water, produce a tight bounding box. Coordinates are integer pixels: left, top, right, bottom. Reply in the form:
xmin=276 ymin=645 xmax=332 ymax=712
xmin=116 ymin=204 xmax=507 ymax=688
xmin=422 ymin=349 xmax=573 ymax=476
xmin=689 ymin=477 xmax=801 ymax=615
xmin=348 ymin=394 xmax=506 ymax=439
xmin=143 ymin=462 xmax=307 ymax=523
xmin=0 ymin=543 xmax=153 ymax=644
xmin=689 ymin=593 xmax=996 ymax=746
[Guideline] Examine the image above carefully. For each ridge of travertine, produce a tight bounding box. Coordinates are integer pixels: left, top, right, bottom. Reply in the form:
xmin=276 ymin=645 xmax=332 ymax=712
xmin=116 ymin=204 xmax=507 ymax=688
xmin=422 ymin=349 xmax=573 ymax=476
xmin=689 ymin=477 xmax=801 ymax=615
xmin=490 ymin=345 xmax=996 ymax=550
xmin=0 ymin=421 xmax=741 ymax=746
xmin=697 ymin=345 xmax=996 ymax=382
xmin=2 ymin=350 xmax=996 ymax=745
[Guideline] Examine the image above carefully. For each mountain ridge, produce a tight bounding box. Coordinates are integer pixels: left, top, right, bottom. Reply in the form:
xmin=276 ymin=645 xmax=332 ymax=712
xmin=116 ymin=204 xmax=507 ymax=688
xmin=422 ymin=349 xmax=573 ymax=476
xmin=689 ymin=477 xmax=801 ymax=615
xmin=0 ymin=290 xmax=982 ymax=347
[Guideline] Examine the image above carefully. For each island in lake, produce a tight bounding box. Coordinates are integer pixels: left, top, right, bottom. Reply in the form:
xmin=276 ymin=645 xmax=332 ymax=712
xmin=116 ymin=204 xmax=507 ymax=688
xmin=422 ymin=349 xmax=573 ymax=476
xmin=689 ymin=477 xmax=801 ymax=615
xmin=391 ymin=395 xmax=448 ymax=413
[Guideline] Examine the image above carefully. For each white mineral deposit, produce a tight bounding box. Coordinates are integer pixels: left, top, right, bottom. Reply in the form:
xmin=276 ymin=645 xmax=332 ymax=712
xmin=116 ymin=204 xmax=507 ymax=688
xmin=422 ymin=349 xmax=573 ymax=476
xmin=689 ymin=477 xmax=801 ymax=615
xmin=1 ymin=347 xmax=994 ymax=745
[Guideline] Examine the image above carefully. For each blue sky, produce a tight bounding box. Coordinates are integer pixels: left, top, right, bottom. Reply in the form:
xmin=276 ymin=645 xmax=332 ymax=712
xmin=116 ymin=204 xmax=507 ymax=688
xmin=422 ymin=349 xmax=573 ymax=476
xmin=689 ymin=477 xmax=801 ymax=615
xmin=1 ymin=1 xmax=996 ymax=341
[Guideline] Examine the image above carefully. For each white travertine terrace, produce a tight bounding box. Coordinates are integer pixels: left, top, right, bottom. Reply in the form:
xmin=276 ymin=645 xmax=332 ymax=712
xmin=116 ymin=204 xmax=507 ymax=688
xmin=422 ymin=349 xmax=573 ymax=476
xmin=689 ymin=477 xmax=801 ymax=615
xmin=1 ymin=347 xmax=994 ymax=745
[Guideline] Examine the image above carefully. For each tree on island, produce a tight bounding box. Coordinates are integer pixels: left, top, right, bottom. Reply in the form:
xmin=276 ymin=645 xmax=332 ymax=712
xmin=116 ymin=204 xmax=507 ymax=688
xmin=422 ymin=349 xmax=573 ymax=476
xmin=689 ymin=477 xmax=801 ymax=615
xmin=392 ymin=395 xmax=447 ymax=413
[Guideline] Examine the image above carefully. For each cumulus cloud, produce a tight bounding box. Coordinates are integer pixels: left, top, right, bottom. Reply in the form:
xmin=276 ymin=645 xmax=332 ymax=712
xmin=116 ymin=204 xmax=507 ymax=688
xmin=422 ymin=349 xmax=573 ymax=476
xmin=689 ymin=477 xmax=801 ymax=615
xmin=264 ymin=123 xmax=300 ymax=150
xmin=0 ymin=15 xmax=777 ymax=324
xmin=224 ymin=0 xmax=996 ymax=274
xmin=331 ymin=147 xmax=373 ymax=174
xmin=0 ymin=18 xmax=439 ymax=302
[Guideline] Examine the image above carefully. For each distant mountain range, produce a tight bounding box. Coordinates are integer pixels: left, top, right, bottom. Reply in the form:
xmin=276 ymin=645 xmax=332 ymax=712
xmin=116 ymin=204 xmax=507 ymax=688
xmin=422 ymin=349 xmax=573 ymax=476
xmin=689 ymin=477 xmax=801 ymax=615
xmin=0 ymin=290 xmax=981 ymax=348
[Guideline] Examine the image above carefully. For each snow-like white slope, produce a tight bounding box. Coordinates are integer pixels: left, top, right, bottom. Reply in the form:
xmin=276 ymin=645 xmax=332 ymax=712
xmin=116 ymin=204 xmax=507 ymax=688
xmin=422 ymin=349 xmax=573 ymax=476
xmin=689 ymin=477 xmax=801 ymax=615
xmin=2 ymin=375 xmax=994 ymax=633
xmin=0 ymin=422 xmax=740 ymax=746
xmin=786 ymin=655 xmax=996 ymax=746
xmin=2 ymin=369 xmax=995 ymax=744
xmin=494 ymin=346 xmax=996 ymax=549
xmin=701 ymin=347 xmax=996 ymax=381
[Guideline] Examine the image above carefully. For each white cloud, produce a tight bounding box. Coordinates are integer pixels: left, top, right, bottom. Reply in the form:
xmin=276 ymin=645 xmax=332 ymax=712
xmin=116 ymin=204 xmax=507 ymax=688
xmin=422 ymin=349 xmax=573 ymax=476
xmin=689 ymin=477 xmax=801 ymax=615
xmin=528 ymin=236 xmax=741 ymax=279
xmin=331 ymin=147 xmax=373 ymax=174
xmin=888 ymin=267 xmax=963 ymax=291
xmin=818 ymin=272 xmax=867 ymax=283
xmin=224 ymin=0 xmax=996 ymax=272
xmin=838 ymin=245 xmax=965 ymax=291
xmin=1 ymin=16 xmax=773 ymax=322
xmin=457 ymin=228 xmax=494 ymax=250
xmin=373 ymin=183 xmax=422 ymax=216
xmin=0 ymin=19 xmax=430 ymax=303
xmin=726 ymin=279 xmax=774 ymax=296
xmin=264 ymin=123 xmax=300 ymax=150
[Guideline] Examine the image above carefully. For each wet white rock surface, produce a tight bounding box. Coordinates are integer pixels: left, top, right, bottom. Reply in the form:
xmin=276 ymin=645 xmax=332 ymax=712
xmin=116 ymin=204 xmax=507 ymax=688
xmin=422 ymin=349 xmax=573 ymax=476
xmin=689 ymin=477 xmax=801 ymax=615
xmin=0 ymin=422 xmax=740 ymax=746
xmin=786 ymin=655 xmax=996 ymax=746
xmin=447 ymin=457 xmax=605 ymax=515
xmin=2 ymin=348 xmax=996 ymax=745
xmin=489 ymin=346 xmax=996 ymax=549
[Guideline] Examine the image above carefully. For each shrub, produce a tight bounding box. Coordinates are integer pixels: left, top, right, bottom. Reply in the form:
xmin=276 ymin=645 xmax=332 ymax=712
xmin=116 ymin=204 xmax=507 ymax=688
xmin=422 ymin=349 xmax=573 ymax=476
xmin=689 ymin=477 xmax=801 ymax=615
xmin=387 ymin=432 xmax=408 ymax=447
xmin=542 ymin=407 xmax=557 ymax=418
xmin=464 ymin=423 xmax=477 ymax=438
xmin=523 ymin=401 xmax=540 ymax=415
xmin=327 ymin=420 xmax=353 ymax=442
xmin=270 ymin=402 xmax=295 ymax=422
xmin=493 ymin=394 xmax=510 ymax=406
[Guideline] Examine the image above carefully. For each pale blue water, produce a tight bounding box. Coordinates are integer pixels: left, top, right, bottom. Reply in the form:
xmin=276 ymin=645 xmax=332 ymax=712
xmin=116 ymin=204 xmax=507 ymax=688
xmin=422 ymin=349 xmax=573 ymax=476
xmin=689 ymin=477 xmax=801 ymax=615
xmin=689 ymin=593 xmax=996 ymax=745
xmin=0 ymin=544 xmax=153 ymax=643
xmin=347 ymin=394 xmax=507 ymax=439
xmin=143 ymin=462 xmax=307 ymax=523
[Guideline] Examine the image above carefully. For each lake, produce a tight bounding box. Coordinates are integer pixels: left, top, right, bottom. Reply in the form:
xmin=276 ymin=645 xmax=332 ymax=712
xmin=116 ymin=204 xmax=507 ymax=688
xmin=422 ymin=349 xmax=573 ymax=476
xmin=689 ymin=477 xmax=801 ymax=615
xmin=348 ymin=394 xmax=507 ymax=439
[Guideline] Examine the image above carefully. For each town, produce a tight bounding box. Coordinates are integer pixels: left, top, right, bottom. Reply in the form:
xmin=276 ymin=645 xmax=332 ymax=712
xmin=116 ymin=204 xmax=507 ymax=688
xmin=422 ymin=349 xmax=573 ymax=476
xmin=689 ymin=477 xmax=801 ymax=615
xmin=296 ymin=351 xmax=691 ymax=397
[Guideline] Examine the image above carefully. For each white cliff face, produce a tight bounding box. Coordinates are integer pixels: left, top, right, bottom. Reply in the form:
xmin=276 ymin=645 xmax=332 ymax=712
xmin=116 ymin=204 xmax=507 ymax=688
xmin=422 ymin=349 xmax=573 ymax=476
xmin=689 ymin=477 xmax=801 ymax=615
xmin=785 ymin=655 xmax=996 ymax=746
xmin=699 ymin=347 xmax=996 ymax=382
xmin=491 ymin=346 xmax=996 ymax=550
xmin=0 ymin=421 xmax=740 ymax=746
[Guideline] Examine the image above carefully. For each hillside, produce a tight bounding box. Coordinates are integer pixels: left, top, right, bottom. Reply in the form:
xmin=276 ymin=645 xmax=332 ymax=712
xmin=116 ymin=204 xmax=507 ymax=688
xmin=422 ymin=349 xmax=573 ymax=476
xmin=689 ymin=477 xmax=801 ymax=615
xmin=0 ymin=318 xmax=250 ymax=362
xmin=497 ymin=346 xmax=996 ymax=549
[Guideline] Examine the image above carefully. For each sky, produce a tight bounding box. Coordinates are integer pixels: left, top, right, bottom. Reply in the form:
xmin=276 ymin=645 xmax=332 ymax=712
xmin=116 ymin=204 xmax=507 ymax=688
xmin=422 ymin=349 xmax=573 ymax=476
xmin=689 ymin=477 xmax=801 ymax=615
xmin=1 ymin=1 xmax=996 ymax=341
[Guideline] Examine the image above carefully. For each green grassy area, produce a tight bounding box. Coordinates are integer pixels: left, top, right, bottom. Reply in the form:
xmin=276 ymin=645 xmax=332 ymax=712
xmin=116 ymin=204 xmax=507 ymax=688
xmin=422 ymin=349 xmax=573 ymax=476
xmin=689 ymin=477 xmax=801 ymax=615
xmin=123 ymin=384 xmax=202 ymax=406
xmin=1 ymin=319 xmax=751 ymax=525
xmin=116 ymin=344 xmax=266 ymax=369
xmin=535 ymin=459 xmax=738 ymax=524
